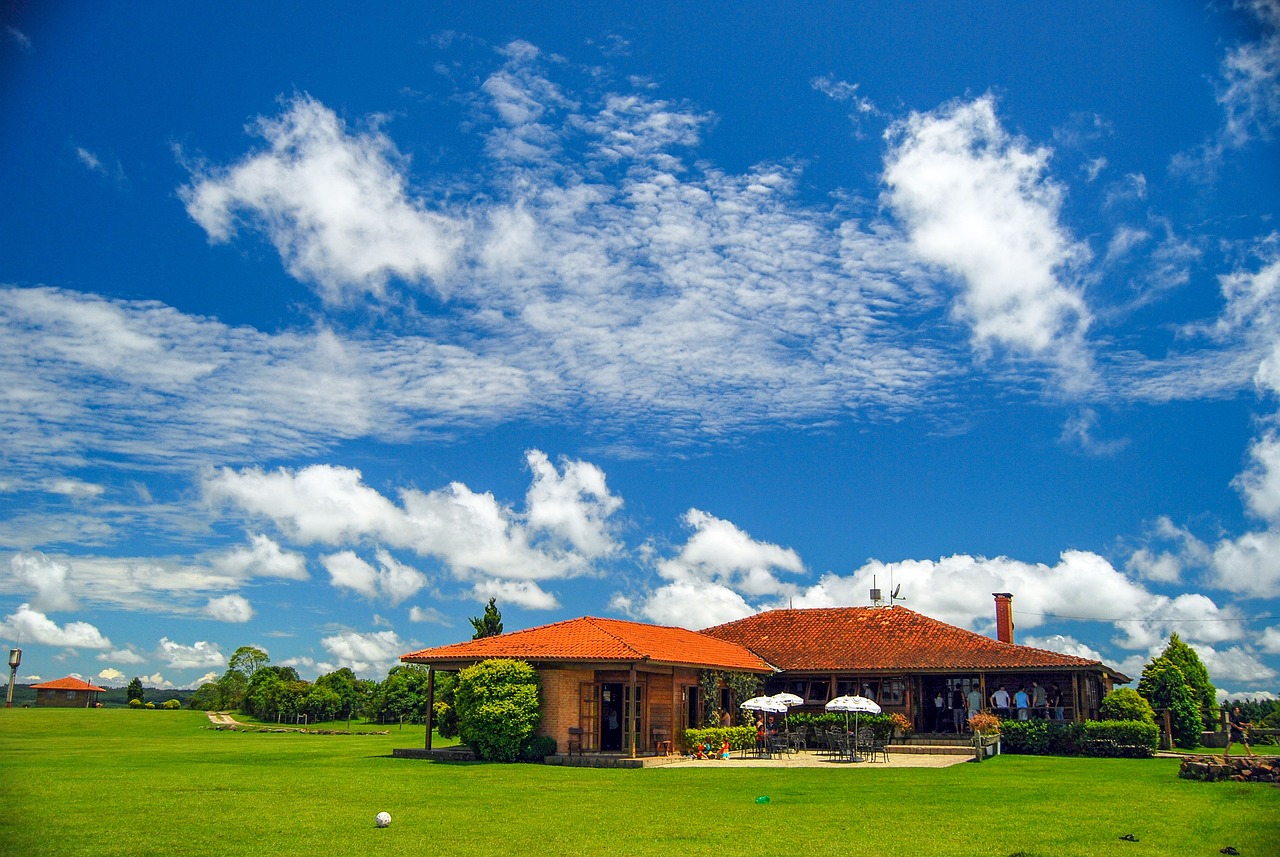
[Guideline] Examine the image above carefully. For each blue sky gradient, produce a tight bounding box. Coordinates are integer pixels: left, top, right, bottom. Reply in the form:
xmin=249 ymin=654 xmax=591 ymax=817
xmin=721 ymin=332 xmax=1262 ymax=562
xmin=2 ymin=1 xmax=1278 ymax=697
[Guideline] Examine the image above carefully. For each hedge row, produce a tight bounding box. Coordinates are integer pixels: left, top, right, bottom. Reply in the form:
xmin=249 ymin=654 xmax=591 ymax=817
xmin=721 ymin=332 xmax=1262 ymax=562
xmin=999 ymin=718 xmax=1158 ymax=758
xmin=682 ymin=725 xmax=757 ymax=751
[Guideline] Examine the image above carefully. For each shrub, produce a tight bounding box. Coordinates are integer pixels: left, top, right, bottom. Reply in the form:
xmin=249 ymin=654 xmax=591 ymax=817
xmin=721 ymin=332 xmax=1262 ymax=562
xmin=455 ymin=659 xmax=541 ymax=763
xmin=1099 ymin=687 xmax=1155 ymax=725
xmin=999 ymin=718 xmax=1050 ymax=754
xmin=1081 ymin=720 xmax=1158 ymax=757
xmin=998 ymin=719 xmax=1157 ymax=758
xmin=162 ymin=699 xmax=181 ymax=710
xmin=128 ymin=698 xmax=143 ymax=709
xmin=518 ymin=735 xmax=557 ymax=762
xmin=144 ymin=702 xmax=156 ymax=709
xmin=683 ymin=726 xmax=756 ymax=752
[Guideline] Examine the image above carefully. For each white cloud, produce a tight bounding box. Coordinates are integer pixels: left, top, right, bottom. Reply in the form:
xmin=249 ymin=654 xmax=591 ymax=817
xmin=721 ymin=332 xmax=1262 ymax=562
xmin=408 ymin=605 xmax=452 ymax=625
xmin=205 ymin=454 xmax=620 ymax=600
xmin=319 ymin=547 xmax=428 ymax=607
xmin=1215 ymin=0 xmax=1280 ymax=151
xmin=1261 ymin=625 xmax=1280 ymax=654
xmin=42 ymin=478 xmax=105 ymax=499
xmin=612 ymin=578 xmax=755 ymax=630
xmin=157 ymin=637 xmax=225 ymax=670
xmin=612 ymin=509 xmax=803 ymax=628
xmin=524 ymin=450 xmax=622 ymax=556
xmin=8 ymin=552 xmax=77 ymax=612
xmin=203 ymin=594 xmax=254 ymax=623
xmin=97 ymin=648 xmax=146 ymax=665
xmin=0 ymin=603 xmax=111 ymax=648
xmin=181 ymin=95 xmax=466 ymax=304
xmin=1020 ymin=634 xmax=1103 ymax=661
xmin=1196 ymin=643 xmax=1278 ymax=684
xmin=791 ymin=550 xmax=1240 ymax=653
xmin=883 ymin=95 xmax=1092 ymax=386
xmin=657 ymin=509 xmax=804 ymax=598
xmin=469 ymin=578 xmax=559 ymax=610
xmin=321 ymin=551 xmax=378 ymax=599
xmin=212 ymin=534 xmax=308 ymax=581
xmin=1211 ymin=529 xmax=1280 ymax=598
xmin=97 ymin=667 xmax=125 ymax=683
xmin=319 ymin=629 xmax=405 ymax=678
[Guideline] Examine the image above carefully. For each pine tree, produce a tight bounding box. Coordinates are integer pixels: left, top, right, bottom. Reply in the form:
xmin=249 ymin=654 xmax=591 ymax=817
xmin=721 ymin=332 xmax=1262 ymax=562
xmin=469 ymin=598 xmax=504 ymax=639
xmin=126 ymin=677 xmax=144 ymax=704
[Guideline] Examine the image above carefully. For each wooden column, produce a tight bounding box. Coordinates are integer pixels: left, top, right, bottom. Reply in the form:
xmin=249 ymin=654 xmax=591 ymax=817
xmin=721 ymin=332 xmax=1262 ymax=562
xmin=629 ymin=663 xmax=637 ymax=759
xmin=1070 ymin=673 xmax=1081 ymax=723
xmin=424 ymin=667 xmax=435 ymax=750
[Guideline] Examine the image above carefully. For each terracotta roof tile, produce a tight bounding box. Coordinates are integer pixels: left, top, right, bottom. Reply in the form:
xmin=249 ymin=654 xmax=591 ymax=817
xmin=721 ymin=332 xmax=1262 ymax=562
xmin=30 ymin=676 xmax=107 ymax=692
xmin=701 ymin=607 xmax=1125 ymax=676
xmin=402 ymin=616 xmax=772 ymax=672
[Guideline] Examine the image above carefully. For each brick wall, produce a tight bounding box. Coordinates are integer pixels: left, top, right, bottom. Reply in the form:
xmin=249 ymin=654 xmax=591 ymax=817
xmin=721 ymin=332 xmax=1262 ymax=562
xmin=537 ymin=667 xmax=594 ymax=752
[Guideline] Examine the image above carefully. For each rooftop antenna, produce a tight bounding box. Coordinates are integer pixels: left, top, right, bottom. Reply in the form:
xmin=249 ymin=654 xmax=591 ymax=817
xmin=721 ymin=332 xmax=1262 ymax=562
xmin=890 ymin=583 xmax=906 ymax=606
xmin=870 ymin=575 xmax=884 ymax=608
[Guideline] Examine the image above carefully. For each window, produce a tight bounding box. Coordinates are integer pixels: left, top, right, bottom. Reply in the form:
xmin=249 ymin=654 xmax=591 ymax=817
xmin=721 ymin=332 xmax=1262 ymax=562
xmin=882 ymin=679 xmax=905 ymax=706
xmin=805 ymin=680 xmax=829 ymax=703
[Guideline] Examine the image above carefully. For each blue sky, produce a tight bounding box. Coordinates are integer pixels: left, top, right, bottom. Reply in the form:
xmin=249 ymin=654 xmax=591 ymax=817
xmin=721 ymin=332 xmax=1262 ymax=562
xmin=2 ymin=1 xmax=1279 ymax=698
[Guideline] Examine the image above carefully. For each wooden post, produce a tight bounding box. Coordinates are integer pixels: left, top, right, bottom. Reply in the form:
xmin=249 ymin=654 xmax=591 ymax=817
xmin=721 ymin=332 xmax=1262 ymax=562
xmin=424 ymin=667 xmax=435 ymax=751
xmin=629 ymin=663 xmax=638 ymax=759
xmin=1070 ymin=674 xmax=1081 ymax=723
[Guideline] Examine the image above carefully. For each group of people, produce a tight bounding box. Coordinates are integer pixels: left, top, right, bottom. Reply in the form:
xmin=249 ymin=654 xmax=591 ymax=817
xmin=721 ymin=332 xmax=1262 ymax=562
xmin=692 ymin=739 xmax=732 ymax=760
xmin=929 ymin=680 xmax=1066 ymax=731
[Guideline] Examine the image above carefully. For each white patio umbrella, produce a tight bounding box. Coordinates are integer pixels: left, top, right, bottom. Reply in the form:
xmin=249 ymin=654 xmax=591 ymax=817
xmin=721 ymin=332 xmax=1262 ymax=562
xmin=740 ymin=695 xmax=788 ymax=714
xmin=825 ymin=694 xmax=881 ymax=760
xmin=768 ymin=692 xmax=804 ymax=728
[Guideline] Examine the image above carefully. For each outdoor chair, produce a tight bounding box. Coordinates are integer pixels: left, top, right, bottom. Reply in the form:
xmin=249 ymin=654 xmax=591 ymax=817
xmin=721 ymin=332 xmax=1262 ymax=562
xmin=651 ymin=728 xmax=672 ymax=756
xmin=854 ymin=726 xmax=875 ymax=761
xmin=567 ymin=726 xmax=584 ymax=756
xmin=864 ymin=728 xmax=890 ymax=763
xmin=787 ymin=725 xmax=808 ymax=753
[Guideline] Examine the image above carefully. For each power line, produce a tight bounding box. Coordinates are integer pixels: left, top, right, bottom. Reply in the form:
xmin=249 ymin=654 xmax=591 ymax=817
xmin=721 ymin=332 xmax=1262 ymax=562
xmin=1013 ymin=610 xmax=1277 ymax=623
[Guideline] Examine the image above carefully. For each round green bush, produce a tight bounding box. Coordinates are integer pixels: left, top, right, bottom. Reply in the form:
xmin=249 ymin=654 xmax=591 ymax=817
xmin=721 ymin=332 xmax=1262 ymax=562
xmin=1099 ymin=687 xmax=1156 ymax=725
xmin=455 ymin=659 xmax=541 ymax=763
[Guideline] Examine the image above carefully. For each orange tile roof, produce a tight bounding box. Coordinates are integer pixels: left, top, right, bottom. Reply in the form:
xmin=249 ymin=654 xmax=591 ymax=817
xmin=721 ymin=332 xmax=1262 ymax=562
xmin=30 ymin=676 xmax=107 ymax=692
xmin=702 ymin=607 xmax=1127 ymax=677
xmin=402 ymin=616 xmax=773 ymax=672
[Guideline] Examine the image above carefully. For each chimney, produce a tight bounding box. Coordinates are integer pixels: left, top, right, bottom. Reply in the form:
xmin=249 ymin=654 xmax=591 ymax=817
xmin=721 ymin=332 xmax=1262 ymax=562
xmin=993 ymin=592 xmax=1014 ymax=644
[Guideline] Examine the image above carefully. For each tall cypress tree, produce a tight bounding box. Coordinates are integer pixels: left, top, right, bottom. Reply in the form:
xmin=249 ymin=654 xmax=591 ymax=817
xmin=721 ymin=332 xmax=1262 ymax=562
xmin=469 ymin=598 xmax=504 ymax=639
xmin=1159 ymin=633 xmax=1218 ymax=729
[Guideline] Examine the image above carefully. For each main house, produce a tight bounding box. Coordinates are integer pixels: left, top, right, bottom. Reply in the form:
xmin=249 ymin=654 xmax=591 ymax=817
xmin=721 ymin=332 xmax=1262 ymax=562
xmin=401 ymin=594 xmax=1129 ymax=757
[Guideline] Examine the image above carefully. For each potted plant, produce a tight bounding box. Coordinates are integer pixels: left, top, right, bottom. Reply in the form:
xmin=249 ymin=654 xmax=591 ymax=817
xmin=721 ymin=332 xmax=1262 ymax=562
xmin=968 ymin=712 xmax=1002 ymax=759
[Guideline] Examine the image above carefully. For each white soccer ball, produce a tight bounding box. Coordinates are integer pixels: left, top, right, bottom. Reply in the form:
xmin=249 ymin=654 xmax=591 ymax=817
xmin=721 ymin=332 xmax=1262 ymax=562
xmin=375 ymin=812 xmax=392 ymax=828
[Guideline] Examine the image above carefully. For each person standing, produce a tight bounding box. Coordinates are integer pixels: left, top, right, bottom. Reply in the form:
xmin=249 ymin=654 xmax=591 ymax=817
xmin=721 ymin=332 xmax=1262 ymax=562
xmin=991 ymin=685 xmax=1011 ymax=718
xmin=951 ymin=687 xmax=966 ymax=733
xmin=1047 ymin=684 xmax=1064 ymax=720
xmin=1225 ymin=706 xmax=1256 ymax=759
xmin=932 ymin=690 xmax=946 ymax=732
xmin=1030 ymin=680 xmax=1047 ymax=719
xmin=966 ymin=685 xmax=983 ymax=726
xmin=1014 ymin=686 xmax=1030 ymax=720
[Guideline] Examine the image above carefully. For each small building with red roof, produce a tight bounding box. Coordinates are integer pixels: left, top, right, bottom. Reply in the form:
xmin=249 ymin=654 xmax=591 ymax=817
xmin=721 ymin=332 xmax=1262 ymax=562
xmin=401 ymin=616 xmax=772 ymax=757
xmin=30 ymin=676 xmax=107 ymax=708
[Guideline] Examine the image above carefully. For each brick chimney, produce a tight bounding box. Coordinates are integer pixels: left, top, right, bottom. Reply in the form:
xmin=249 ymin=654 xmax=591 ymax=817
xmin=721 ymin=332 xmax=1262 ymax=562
xmin=993 ymin=592 xmax=1014 ymax=644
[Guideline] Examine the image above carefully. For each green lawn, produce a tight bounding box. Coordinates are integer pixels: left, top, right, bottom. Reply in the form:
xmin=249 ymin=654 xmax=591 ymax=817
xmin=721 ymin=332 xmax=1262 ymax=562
xmin=2 ymin=709 xmax=1276 ymax=856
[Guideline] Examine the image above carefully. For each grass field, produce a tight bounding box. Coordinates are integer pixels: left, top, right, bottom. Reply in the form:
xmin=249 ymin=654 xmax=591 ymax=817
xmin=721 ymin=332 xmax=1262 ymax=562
xmin=2 ymin=709 xmax=1277 ymax=856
